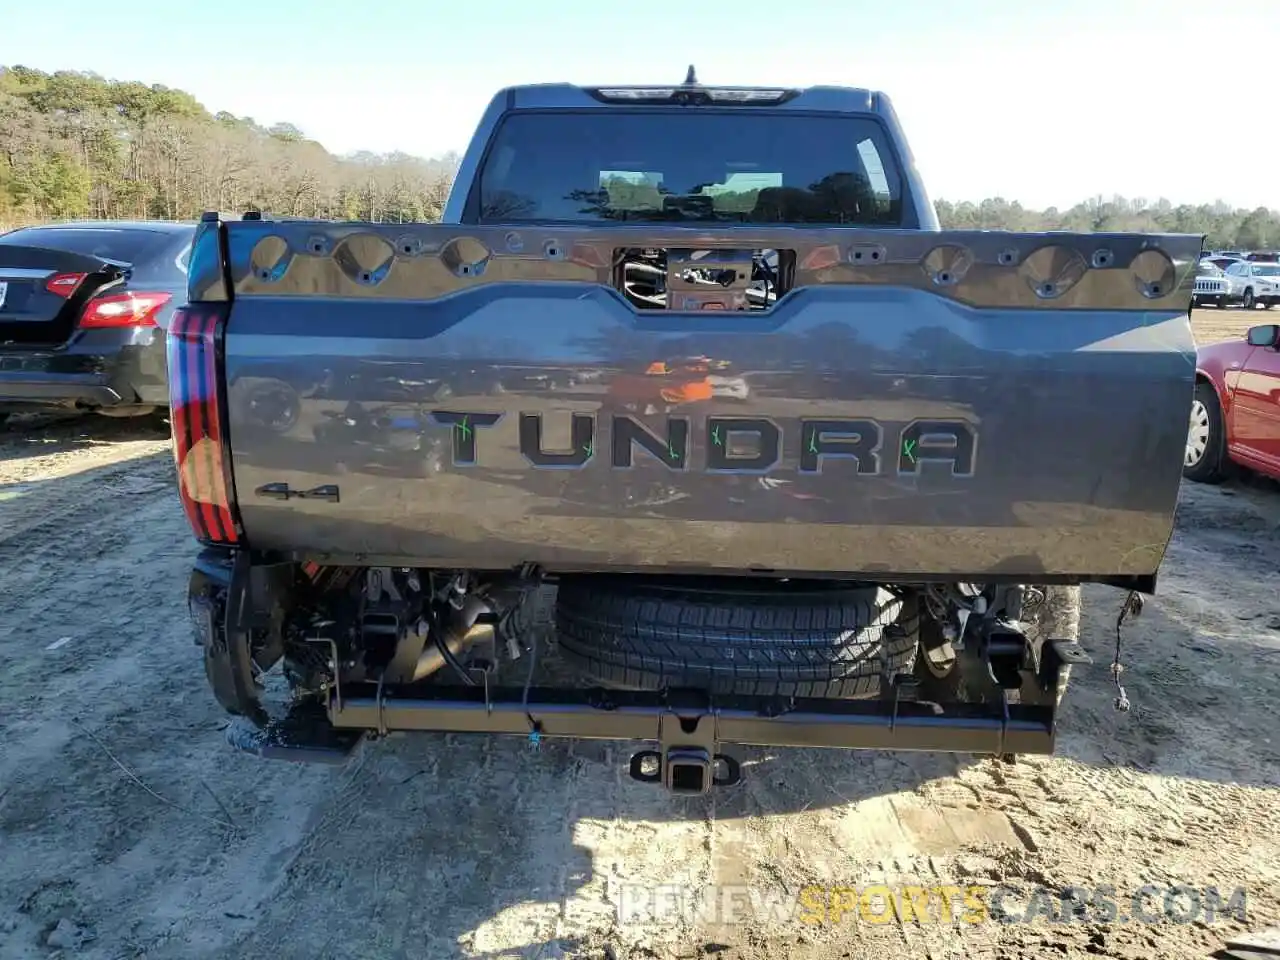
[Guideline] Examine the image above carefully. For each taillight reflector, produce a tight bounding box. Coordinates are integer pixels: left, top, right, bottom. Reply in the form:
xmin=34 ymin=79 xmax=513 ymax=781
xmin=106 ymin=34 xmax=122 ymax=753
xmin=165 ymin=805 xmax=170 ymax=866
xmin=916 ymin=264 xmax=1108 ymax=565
xmin=80 ymin=291 xmax=172 ymax=328
xmin=167 ymin=306 xmax=241 ymax=546
xmin=46 ymin=272 xmax=88 ymax=298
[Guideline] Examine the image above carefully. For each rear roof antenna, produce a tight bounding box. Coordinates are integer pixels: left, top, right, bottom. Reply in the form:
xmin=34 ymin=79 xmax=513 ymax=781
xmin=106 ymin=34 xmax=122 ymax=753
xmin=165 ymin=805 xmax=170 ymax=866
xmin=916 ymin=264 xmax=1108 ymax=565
xmin=684 ymin=65 xmax=699 ymax=86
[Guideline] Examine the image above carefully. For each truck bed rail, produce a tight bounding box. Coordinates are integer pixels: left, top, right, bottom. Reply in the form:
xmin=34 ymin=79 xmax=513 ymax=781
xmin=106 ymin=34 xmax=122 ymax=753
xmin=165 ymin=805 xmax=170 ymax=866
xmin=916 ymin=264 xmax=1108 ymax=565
xmin=191 ymin=213 xmax=1201 ymax=314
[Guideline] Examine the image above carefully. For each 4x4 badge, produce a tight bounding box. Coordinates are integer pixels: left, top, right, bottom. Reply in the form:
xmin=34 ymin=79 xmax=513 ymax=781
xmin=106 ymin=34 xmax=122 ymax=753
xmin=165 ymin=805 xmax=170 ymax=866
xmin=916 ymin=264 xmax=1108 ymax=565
xmin=254 ymin=482 xmax=340 ymax=503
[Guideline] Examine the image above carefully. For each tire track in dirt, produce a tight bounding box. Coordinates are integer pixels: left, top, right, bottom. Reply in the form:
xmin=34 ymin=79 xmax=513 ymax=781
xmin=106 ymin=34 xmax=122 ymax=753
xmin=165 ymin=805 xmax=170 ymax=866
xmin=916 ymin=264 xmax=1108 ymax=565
xmin=0 ymin=422 xmax=345 ymax=959
xmin=0 ymin=457 xmax=175 ymax=629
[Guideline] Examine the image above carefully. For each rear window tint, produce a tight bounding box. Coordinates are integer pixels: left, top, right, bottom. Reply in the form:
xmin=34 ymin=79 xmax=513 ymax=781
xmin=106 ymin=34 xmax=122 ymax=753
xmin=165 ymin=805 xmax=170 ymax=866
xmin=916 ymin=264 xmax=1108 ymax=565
xmin=477 ymin=110 xmax=903 ymax=225
xmin=0 ymin=227 xmax=176 ymax=265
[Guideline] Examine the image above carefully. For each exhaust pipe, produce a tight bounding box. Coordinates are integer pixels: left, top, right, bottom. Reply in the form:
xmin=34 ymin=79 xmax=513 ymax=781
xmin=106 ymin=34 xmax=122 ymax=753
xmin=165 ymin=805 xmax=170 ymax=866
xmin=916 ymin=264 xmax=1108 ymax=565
xmin=412 ymin=595 xmax=492 ymax=682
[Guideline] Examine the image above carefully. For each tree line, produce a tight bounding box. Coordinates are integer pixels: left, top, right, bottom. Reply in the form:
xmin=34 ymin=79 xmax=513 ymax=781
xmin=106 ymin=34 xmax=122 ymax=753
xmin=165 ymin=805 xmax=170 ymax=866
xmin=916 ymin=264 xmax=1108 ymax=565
xmin=2 ymin=64 xmax=1276 ymax=250
xmin=933 ymin=196 xmax=1277 ymax=250
xmin=0 ymin=65 xmax=459 ymax=227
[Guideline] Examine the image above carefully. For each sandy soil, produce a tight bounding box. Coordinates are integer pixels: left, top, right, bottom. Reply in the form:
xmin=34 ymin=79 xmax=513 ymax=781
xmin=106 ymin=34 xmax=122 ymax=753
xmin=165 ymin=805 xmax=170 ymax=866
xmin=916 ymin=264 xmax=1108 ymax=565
xmin=1188 ymin=306 xmax=1262 ymax=347
xmin=1 ymin=310 xmax=1278 ymax=960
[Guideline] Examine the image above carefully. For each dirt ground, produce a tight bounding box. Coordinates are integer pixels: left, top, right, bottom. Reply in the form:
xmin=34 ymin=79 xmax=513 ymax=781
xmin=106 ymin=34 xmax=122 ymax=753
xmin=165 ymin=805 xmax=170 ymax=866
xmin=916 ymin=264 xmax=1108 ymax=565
xmin=1 ymin=309 xmax=1277 ymax=960
xmin=1185 ymin=309 xmax=1262 ymax=349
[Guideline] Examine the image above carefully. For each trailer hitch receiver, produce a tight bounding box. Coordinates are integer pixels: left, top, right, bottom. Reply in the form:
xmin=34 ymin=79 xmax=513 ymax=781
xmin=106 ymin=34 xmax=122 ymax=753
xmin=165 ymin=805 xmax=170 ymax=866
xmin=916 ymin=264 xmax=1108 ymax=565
xmin=628 ymin=747 xmax=741 ymax=795
xmin=627 ymin=699 xmax=743 ymax=794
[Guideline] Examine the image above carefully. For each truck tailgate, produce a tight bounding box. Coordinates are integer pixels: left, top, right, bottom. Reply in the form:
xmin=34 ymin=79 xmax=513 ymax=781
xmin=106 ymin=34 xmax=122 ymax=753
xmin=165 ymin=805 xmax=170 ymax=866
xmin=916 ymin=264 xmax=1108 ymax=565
xmin=198 ymin=220 xmax=1200 ymax=580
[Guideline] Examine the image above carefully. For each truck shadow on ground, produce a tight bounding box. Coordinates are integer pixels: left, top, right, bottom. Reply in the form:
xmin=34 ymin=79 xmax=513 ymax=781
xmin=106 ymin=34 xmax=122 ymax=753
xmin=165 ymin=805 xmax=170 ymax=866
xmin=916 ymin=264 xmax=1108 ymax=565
xmin=0 ymin=411 xmax=169 ymax=464
xmin=218 ymin=587 xmax=1280 ymax=960
xmin=229 ymin=530 xmax=1279 ymax=956
xmin=213 ymin=580 xmax=1280 ymax=958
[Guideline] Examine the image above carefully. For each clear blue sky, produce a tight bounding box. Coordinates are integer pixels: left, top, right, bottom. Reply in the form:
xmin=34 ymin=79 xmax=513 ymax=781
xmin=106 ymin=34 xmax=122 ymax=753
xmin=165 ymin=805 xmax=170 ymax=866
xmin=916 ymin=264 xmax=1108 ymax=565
xmin=4 ymin=0 xmax=1275 ymax=210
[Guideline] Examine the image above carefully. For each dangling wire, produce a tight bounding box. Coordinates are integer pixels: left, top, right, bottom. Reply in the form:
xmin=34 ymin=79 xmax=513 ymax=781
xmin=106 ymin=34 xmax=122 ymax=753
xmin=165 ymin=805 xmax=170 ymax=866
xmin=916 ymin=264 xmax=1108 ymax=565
xmin=522 ymin=627 xmax=542 ymax=748
xmin=1111 ymin=591 xmax=1142 ymax=712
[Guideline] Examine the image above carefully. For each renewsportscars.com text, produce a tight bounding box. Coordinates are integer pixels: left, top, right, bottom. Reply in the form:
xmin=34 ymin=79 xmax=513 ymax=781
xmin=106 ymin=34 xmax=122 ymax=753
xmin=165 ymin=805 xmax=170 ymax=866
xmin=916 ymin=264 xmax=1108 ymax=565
xmin=616 ymin=883 xmax=1249 ymax=927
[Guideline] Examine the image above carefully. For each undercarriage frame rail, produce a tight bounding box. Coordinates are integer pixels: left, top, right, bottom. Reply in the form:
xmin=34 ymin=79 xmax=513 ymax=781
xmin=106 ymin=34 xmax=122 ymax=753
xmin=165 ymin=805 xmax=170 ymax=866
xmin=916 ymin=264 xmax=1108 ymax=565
xmin=240 ymin=640 xmax=1084 ymax=796
xmin=193 ymin=550 xmax=1089 ymax=797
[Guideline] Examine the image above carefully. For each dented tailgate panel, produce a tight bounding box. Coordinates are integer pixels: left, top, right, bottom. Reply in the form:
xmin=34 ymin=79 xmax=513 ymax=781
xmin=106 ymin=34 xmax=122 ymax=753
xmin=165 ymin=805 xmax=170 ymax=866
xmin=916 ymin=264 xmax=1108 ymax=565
xmin=200 ymin=220 xmax=1200 ymax=580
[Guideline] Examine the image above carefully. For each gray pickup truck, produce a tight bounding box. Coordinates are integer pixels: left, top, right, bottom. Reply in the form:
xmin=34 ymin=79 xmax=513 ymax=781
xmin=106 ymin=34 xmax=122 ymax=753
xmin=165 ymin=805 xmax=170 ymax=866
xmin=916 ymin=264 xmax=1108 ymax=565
xmin=178 ymin=71 xmax=1198 ymax=794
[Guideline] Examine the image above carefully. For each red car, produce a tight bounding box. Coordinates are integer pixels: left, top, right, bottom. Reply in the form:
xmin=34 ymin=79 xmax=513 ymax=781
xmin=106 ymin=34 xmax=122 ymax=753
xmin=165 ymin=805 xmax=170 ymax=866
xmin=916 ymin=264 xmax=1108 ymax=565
xmin=1186 ymin=322 xmax=1280 ymax=482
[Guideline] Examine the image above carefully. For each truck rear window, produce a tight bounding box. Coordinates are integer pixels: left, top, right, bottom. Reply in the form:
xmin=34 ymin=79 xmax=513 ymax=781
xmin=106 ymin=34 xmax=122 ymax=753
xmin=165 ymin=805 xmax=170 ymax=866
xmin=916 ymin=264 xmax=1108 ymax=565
xmin=477 ymin=111 xmax=903 ymax=225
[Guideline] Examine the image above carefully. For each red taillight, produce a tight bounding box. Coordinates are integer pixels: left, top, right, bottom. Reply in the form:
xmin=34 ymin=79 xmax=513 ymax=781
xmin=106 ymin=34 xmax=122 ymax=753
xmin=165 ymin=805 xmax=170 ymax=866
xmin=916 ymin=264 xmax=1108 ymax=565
xmin=167 ymin=306 xmax=241 ymax=546
xmin=45 ymin=272 xmax=88 ymax=298
xmin=80 ymin=291 xmax=172 ymax=329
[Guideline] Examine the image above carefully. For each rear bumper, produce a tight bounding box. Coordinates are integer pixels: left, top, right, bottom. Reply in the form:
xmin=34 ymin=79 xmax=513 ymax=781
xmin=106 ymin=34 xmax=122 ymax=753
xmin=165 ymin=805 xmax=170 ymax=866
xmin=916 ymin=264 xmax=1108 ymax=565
xmin=324 ymin=684 xmax=1060 ymax=755
xmin=0 ymin=373 xmax=123 ymax=408
xmin=227 ymin=675 xmax=1073 ymax=796
xmin=0 ymin=331 xmax=168 ymax=411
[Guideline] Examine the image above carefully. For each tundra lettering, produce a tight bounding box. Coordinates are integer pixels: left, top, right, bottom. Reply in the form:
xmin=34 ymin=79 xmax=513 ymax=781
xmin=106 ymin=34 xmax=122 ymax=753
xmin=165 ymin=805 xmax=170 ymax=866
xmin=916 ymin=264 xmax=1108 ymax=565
xmin=519 ymin=412 xmax=593 ymax=468
xmin=612 ymin=414 xmax=688 ymax=469
xmin=428 ymin=410 xmax=501 ymax=465
xmin=897 ymin=420 xmax=977 ymax=476
xmin=799 ymin=419 xmax=882 ymax=475
xmin=427 ymin=410 xmax=979 ymax=475
xmin=706 ymin=417 xmax=781 ymax=473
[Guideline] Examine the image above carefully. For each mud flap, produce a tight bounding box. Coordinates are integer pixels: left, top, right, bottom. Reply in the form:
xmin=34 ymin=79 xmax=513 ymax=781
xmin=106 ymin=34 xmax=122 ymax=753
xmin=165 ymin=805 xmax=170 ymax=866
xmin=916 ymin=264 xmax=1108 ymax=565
xmin=189 ymin=550 xmax=268 ymax=727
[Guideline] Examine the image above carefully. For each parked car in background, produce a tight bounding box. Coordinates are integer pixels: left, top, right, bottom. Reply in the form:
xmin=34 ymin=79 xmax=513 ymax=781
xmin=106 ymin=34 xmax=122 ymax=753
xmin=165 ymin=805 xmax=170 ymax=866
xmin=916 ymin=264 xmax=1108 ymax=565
xmin=1193 ymin=260 xmax=1231 ymax=308
xmin=1186 ymin=322 xmax=1280 ymax=482
xmin=1223 ymin=260 xmax=1280 ymax=310
xmin=0 ymin=220 xmax=194 ymax=428
xmin=1203 ymin=255 xmax=1247 ymax=273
